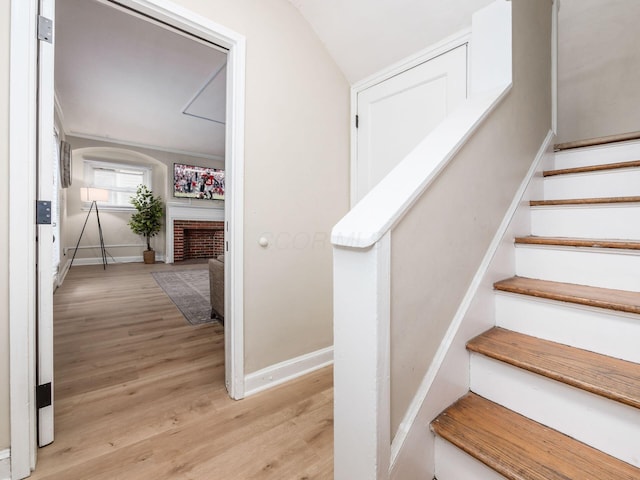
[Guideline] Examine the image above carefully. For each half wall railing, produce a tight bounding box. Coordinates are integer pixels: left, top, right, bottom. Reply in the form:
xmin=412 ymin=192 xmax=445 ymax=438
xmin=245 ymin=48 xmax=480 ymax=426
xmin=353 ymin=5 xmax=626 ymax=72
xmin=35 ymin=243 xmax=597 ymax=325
xmin=332 ymin=1 xmax=513 ymax=478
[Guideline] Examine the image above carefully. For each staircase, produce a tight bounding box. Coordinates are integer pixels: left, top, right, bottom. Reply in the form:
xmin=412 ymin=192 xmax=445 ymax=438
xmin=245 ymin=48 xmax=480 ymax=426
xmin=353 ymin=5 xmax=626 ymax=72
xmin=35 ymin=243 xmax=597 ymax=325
xmin=430 ymin=141 xmax=640 ymax=479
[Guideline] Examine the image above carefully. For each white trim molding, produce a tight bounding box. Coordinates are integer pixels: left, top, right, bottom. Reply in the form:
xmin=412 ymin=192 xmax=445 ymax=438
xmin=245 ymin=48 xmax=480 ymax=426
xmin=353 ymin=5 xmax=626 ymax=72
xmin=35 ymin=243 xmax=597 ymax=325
xmin=66 ymin=254 xmax=167 ymax=266
xmin=244 ymin=346 xmax=334 ymax=397
xmin=68 ymin=131 xmax=225 ymax=162
xmin=94 ymin=0 xmax=246 ymax=402
xmin=8 ymin=1 xmax=247 ymax=476
xmin=9 ymin=0 xmax=39 ymax=476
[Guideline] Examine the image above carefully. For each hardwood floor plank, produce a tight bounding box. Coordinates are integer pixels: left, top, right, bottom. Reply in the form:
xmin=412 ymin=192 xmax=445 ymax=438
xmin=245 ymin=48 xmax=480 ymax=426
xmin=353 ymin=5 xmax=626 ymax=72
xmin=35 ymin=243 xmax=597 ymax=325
xmin=30 ymin=262 xmax=333 ymax=480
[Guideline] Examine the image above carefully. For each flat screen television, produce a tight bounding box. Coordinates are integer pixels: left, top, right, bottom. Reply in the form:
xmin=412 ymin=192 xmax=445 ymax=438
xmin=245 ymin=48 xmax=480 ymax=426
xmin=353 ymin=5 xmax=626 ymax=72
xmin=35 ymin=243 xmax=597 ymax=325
xmin=173 ymin=163 xmax=225 ymax=201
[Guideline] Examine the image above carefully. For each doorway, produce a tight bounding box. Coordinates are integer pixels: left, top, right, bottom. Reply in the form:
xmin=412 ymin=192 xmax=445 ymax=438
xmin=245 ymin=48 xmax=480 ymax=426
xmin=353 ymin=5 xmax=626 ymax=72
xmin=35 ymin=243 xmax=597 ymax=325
xmin=8 ymin=0 xmax=246 ymax=477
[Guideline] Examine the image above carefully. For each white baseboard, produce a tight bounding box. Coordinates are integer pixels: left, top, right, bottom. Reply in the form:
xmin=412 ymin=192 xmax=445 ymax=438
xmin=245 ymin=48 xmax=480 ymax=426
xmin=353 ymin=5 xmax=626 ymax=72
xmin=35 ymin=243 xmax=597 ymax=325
xmin=58 ymin=259 xmax=72 ymax=286
xmin=244 ymin=346 xmax=333 ymax=397
xmin=69 ymin=254 xmax=166 ymax=266
xmin=58 ymin=254 xmax=168 ymax=284
xmin=0 ymin=449 xmax=10 ymax=480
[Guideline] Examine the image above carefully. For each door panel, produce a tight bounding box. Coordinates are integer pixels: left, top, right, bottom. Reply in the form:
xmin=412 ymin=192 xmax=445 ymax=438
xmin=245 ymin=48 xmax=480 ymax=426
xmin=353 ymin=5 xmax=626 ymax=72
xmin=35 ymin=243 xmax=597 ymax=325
xmin=37 ymin=0 xmax=56 ymax=447
xmin=355 ymin=45 xmax=467 ymax=203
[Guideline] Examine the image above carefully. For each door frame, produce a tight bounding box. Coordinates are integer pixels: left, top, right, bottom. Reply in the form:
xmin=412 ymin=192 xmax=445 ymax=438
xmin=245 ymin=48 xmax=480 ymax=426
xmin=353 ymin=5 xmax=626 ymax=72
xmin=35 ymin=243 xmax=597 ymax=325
xmin=349 ymin=28 xmax=471 ymax=207
xmin=8 ymin=1 xmax=246 ymax=477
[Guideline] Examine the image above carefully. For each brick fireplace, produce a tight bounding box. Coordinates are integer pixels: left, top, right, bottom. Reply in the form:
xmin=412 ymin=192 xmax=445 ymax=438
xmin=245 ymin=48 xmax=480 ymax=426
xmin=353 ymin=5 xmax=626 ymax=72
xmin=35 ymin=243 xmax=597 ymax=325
xmin=173 ymin=220 xmax=224 ymax=261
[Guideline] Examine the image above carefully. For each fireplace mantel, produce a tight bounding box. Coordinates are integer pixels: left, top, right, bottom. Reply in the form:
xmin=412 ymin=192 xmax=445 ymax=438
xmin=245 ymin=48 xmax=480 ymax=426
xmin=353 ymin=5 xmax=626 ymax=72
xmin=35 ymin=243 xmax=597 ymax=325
xmin=165 ymin=203 xmax=224 ymax=263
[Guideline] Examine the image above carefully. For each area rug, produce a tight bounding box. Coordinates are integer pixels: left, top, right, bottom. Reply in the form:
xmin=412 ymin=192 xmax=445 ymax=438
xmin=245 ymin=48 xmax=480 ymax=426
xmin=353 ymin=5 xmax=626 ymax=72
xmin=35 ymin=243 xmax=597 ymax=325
xmin=151 ymin=269 xmax=212 ymax=325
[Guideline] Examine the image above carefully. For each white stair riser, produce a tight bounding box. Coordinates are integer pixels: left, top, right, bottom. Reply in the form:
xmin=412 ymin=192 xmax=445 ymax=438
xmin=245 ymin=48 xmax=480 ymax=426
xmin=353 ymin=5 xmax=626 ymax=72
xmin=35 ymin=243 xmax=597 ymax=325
xmin=471 ymin=354 xmax=640 ymax=468
xmin=531 ymin=204 xmax=640 ymax=239
xmin=543 ymin=169 xmax=640 ymax=200
xmin=495 ymin=293 xmax=640 ymax=363
xmin=553 ymin=141 xmax=640 ymax=170
xmin=515 ymin=245 xmax=640 ymax=291
xmin=435 ymin=436 xmax=506 ymax=480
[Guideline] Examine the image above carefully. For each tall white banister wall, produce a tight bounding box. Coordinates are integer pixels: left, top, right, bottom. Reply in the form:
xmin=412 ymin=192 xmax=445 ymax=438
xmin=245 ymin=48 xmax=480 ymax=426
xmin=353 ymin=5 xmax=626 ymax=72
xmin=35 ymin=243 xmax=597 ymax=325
xmin=332 ymin=1 xmax=512 ymax=478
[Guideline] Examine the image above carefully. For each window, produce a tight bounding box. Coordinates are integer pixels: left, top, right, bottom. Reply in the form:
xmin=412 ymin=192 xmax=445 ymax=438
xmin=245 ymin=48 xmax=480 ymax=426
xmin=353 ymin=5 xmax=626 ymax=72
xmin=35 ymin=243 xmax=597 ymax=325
xmin=84 ymin=160 xmax=151 ymax=210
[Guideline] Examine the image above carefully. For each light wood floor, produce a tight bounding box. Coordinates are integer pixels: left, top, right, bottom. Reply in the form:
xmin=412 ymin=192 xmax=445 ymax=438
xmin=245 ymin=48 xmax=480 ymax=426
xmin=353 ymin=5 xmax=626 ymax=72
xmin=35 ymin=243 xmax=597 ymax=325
xmin=30 ymin=262 xmax=333 ymax=480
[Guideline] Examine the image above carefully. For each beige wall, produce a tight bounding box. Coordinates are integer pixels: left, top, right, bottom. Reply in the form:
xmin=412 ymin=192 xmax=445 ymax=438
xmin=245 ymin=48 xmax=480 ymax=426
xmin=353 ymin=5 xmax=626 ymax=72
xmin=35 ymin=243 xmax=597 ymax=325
xmin=389 ymin=0 xmax=552 ymax=434
xmin=175 ymin=0 xmax=350 ymax=372
xmin=557 ymin=0 xmax=640 ymax=143
xmin=0 ymin=0 xmax=10 ymax=451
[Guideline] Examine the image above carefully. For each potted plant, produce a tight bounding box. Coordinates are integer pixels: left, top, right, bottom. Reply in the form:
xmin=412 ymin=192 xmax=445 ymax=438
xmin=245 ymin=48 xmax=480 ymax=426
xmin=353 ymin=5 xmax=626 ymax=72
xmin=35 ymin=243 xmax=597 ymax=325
xmin=128 ymin=185 xmax=163 ymax=264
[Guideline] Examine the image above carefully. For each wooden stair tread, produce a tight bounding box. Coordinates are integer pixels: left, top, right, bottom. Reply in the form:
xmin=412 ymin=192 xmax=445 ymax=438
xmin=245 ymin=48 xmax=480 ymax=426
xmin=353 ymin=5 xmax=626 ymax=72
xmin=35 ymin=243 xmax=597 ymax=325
xmin=494 ymin=276 xmax=640 ymax=314
xmin=554 ymin=131 xmax=640 ymax=151
xmin=514 ymin=236 xmax=640 ymax=250
xmin=530 ymin=196 xmax=640 ymax=206
xmin=467 ymin=327 xmax=640 ymax=409
xmin=431 ymin=393 xmax=640 ymax=480
xmin=544 ymin=159 xmax=640 ymax=177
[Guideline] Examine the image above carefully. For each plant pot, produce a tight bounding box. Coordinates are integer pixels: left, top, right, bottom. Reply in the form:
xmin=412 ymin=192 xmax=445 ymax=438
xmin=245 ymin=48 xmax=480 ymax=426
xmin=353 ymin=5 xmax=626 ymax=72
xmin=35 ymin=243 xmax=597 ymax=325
xmin=143 ymin=249 xmax=156 ymax=264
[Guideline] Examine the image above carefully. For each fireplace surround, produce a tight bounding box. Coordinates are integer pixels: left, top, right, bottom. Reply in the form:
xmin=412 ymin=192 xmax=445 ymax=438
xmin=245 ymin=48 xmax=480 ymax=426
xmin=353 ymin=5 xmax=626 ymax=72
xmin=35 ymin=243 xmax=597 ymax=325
xmin=165 ymin=204 xmax=224 ymax=263
xmin=173 ymin=220 xmax=224 ymax=261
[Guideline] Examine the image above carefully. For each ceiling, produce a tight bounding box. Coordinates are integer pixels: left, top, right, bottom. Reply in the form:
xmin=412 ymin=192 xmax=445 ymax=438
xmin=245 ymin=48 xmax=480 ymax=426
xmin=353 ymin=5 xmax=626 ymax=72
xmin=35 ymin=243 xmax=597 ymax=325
xmin=287 ymin=0 xmax=494 ymax=83
xmin=55 ymin=0 xmax=228 ymax=159
xmin=55 ymin=0 xmax=513 ymax=158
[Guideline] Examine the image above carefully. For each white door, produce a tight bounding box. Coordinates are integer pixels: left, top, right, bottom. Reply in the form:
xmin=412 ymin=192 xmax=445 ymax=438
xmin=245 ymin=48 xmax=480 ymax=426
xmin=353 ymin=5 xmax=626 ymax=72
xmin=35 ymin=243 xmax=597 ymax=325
xmin=37 ymin=0 xmax=56 ymax=447
xmin=354 ymin=45 xmax=468 ymax=204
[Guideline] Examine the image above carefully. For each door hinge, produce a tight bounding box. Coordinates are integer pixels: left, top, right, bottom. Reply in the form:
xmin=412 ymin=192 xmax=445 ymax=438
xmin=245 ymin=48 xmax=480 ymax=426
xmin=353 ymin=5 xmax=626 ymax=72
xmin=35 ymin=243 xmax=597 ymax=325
xmin=37 ymin=15 xmax=53 ymax=44
xmin=355 ymin=114 xmax=359 ymax=128
xmin=225 ymin=241 xmax=229 ymax=252
xmin=36 ymin=200 xmax=52 ymax=225
xmin=36 ymin=382 xmax=52 ymax=409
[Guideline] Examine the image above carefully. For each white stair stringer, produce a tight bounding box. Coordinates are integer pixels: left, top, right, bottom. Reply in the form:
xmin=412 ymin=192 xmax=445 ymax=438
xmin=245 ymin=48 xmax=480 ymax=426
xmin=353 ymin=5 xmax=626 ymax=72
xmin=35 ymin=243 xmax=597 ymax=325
xmin=543 ymin=168 xmax=640 ymax=200
xmin=552 ymin=140 xmax=640 ymax=170
xmin=470 ymin=353 xmax=640 ymax=468
xmin=514 ymin=243 xmax=640 ymax=291
xmin=495 ymin=292 xmax=640 ymax=363
xmin=530 ymin=203 xmax=640 ymax=239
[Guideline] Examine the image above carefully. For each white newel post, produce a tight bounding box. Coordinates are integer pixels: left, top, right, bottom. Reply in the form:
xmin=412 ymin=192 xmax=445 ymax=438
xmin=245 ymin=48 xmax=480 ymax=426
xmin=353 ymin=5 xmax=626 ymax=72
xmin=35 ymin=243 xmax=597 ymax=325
xmin=333 ymin=232 xmax=391 ymax=480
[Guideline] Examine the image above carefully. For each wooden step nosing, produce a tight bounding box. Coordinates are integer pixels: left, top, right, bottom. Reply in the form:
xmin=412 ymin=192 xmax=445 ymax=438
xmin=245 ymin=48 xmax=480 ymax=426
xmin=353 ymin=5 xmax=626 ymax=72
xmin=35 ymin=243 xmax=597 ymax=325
xmin=494 ymin=288 xmax=640 ymax=322
xmin=514 ymin=242 xmax=640 ymax=256
xmin=554 ymin=131 xmax=640 ymax=151
xmin=493 ymin=283 xmax=640 ymax=315
xmin=543 ymin=160 xmax=640 ymax=177
xmin=467 ymin=346 xmax=640 ymax=410
xmin=468 ymin=327 xmax=640 ymax=410
xmin=531 ymin=196 xmax=640 ymax=207
xmin=431 ymin=393 xmax=640 ymax=479
xmin=514 ymin=236 xmax=640 ymax=251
